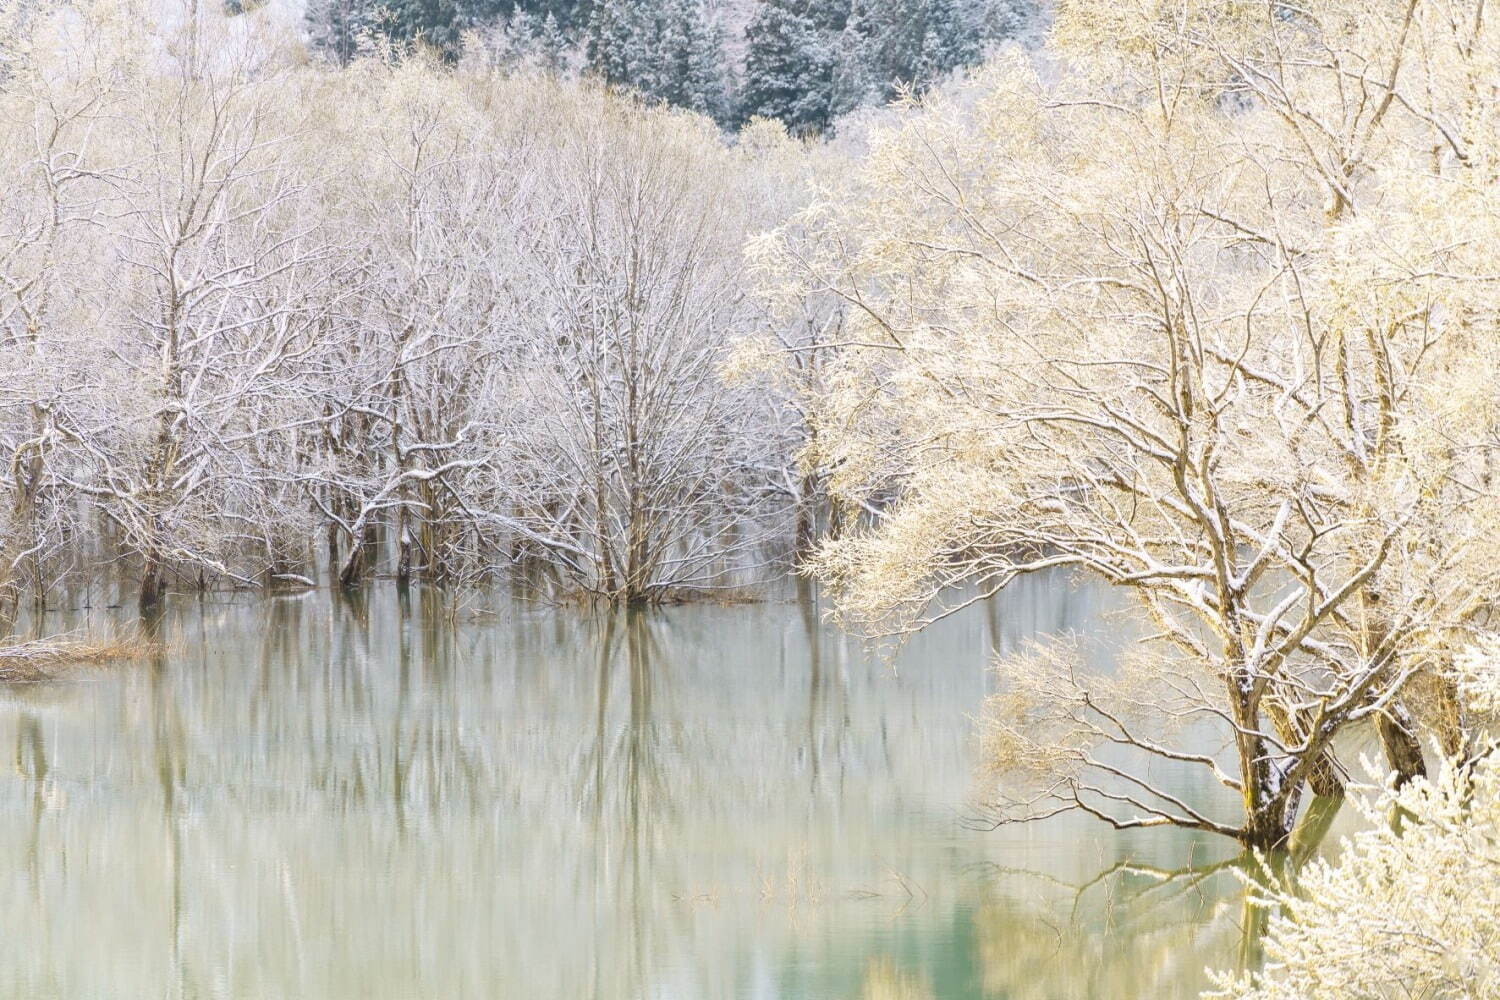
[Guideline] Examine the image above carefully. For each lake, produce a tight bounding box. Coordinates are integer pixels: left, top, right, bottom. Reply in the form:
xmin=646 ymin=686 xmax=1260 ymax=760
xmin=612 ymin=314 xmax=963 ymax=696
xmin=0 ymin=575 xmax=1258 ymax=999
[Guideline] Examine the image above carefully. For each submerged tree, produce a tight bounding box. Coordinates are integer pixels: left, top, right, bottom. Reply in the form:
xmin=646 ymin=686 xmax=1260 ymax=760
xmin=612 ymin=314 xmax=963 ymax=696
xmin=309 ymin=61 xmax=525 ymax=589
xmin=758 ymin=0 xmax=1500 ymax=848
xmin=95 ymin=28 xmax=337 ymax=608
xmin=730 ymin=117 xmax=852 ymax=566
xmin=0 ymin=0 xmax=815 ymax=606
xmin=1208 ymin=744 xmax=1500 ymax=999
xmin=489 ymin=93 xmax=786 ymax=603
xmin=0 ymin=0 xmax=125 ymax=630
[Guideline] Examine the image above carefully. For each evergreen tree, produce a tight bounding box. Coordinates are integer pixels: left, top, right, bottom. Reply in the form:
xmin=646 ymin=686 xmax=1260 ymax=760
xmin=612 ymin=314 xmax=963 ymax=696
xmin=369 ymin=0 xmax=468 ymax=57
xmin=862 ymin=0 xmax=984 ymax=100
xmin=585 ymin=0 xmax=728 ymax=123
xmin=980 ymin=0 xmax=1032 ymax=40
xmin=738 ymin=0 xmax=1034 ymax=131
xmin=301 ymin=0 xmax=1033 ymax=121
xmin=307 ymin=0 xmax=574 ymax=64
xmin=306 ymin=0 xmax=381 ymax=64
xmin=538 ymin=12 xmax=570 ymax=66
xmin=584 ymin=0 xmax=648 ymax=83
xmin=739 ymin=0 xmax=843 ymax=134
xmin=657 ymin=0 xmax=729 ymax=119
xmin=523 ymin=0 xmax=586 ymax=33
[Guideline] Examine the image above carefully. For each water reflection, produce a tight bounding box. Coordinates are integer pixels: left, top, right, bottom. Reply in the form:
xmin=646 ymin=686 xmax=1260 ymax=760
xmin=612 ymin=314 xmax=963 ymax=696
xmin=0 ymin=577 xmax=1311 ymax=998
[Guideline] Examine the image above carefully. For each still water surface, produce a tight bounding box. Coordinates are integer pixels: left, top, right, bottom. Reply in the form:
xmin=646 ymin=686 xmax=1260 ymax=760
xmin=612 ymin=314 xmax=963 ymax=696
xmin=2 ymin=577 xmax=1255 ymax=999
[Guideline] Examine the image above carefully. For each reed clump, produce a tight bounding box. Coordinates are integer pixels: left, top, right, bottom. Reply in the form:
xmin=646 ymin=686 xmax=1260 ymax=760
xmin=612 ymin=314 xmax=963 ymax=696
xmin=0 ymin=633 xmax=159 ymax=681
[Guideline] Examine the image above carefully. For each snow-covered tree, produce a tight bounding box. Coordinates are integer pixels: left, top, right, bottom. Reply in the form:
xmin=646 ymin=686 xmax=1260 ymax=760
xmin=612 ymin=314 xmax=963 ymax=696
xmin=862 ymin=0 xmax=984 ymax=100
xmin=488 ymin=90 xmax=785 ymax=601
xmin=655 ymin=0 xmax=729 ymax=119
xmin=585 ymin=0 xmax=728 ymax=121
xmin=0 ymin=0 xmax=815 ymax=608
xmin=1208 ymin=743 xmax=1500 ymax=999
xmin=583 ymin=0 xmax=639 ymax=81
xmin=738 ymin=0 xmax=860 ymax=134
xmin=305 ymin=0 xmax=379 ymax=64
xmin=756 ymin=0 xmax=1500 ymax=848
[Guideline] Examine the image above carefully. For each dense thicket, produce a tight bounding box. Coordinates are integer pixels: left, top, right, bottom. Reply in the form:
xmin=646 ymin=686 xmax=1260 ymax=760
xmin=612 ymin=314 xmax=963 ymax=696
xmin=0 ymin=0 xmax=835 ymax=620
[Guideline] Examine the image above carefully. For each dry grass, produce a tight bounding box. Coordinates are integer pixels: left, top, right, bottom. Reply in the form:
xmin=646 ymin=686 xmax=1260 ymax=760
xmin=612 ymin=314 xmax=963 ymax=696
xmin=656 ymin=585 xmax=767 ymax=606
xmin=0 ymin=632 xmax=160 ymax=682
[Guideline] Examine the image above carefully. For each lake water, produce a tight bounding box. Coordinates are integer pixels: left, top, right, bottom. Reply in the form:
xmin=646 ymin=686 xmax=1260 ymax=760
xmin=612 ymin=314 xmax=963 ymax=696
xmin=0 ymin=576 xmax=1259 ymax=999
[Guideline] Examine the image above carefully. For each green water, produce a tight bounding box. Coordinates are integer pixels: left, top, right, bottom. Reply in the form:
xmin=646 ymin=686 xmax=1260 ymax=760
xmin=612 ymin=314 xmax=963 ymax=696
xmin=1 ymin=578 xmax=1254 ymax=999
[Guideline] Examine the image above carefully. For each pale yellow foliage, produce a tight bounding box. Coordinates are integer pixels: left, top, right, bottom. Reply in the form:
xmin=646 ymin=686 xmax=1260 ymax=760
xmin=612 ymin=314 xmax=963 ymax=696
xmin=1456 ymin=637 xmax=1500 ymax=720
xmin=760 ymin=0 xmax=1500 ymax=843
xmin=1207 ymin=749 xmax=1500 ymax=999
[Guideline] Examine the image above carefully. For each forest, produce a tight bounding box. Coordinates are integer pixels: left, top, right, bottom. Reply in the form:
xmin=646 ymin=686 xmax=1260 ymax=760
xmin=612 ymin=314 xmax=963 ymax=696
xmin=1 ymin=0 xmax=829 ymax=615
xmin=2 ymin=0 xmax=1499 ymax=995
xmin=304 ymin=0 xmax=1037 ymax=132
xmin=0 ymin=0 xmax=1034 ymax=616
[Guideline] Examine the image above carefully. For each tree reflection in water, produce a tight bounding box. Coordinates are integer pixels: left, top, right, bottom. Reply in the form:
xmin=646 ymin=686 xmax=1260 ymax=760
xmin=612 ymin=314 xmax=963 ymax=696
xmin=0 ymin=577 xmax=1349 ymax=999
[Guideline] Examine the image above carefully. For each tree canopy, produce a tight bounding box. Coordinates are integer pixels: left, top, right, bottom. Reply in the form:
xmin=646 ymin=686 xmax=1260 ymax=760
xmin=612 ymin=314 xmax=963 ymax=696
xmin=754 ymin=0 xmax=1500 ymax=847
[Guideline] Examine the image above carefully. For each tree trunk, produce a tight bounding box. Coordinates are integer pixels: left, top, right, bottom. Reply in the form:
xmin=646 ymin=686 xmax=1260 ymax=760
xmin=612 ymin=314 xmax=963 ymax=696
xmin=139 ymin=550 xmax=165 ymax=610
xmin=396 ymin=505 xmax=413 ymax=589
xmin=338 ymin=539 xmax=365 ymax=588
xmin=1 ymin=439 xmax=47 ymax=635
xmin=326 ymin=519 xmax=340 ymax=579
xmin=1427 ymin=674 xmax=1474 ymax=764
xmin=1375 ymin=702 xmax=1427 ymax=788
xmin=793 ymin=472 xmax=818 ymax=568
xmin=1240 ymin=788 xmax=1295 ymax=851
xmin=1230 ymin=671 xmax=1296 ymax=851
xmin=1266 ymin=701 xmax=1346 ymax=798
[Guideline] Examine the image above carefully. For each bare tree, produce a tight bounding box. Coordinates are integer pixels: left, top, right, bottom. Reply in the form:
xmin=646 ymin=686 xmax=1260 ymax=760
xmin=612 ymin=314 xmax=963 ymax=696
xmin=308 ymin=63 xmax=523 ymax=589
xmin=62 ymin=24 xmax=337 ymax=607
xmin=0 ymin=0 xmax=131 ymax=626
xmin=486 ymin=88 xmax=785 ymax=603
xmin=0 ymin=0 xmax=836 ymax=612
